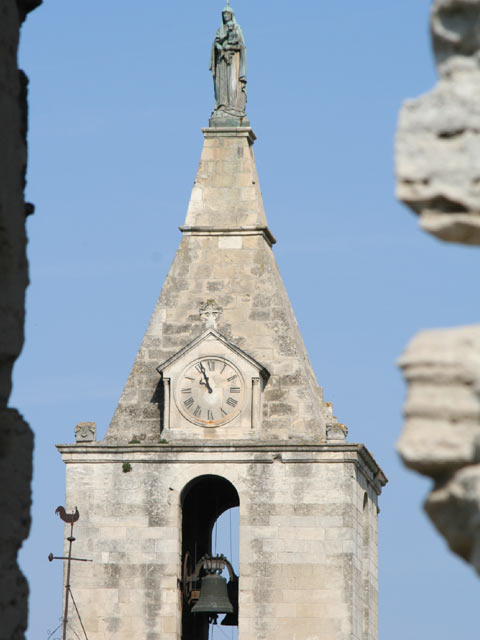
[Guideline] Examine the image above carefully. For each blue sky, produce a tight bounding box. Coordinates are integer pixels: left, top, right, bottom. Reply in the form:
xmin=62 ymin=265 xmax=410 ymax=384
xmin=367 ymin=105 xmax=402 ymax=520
xmin=14 ymin=1 xmax=479 ymax=638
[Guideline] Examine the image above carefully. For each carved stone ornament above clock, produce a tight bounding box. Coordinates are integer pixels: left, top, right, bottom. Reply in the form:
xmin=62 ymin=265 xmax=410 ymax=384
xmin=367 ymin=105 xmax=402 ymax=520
xmin=157 ymin=329 xmax=269 ymax=434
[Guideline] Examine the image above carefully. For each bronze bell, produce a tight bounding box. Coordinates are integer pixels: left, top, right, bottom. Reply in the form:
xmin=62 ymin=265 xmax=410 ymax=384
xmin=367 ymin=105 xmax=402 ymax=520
xmin=191 ymin=574 xmax=234 ymax=615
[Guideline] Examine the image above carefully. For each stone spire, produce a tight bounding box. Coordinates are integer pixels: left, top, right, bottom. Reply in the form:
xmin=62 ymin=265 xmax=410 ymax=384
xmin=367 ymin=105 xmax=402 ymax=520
xmin=104 ymin=10 xmax=329 ymax=444
xmin=183 ymin=128 xmax=269 ymax=231
xmin=105 ymin=119 xmax=327 ymax=444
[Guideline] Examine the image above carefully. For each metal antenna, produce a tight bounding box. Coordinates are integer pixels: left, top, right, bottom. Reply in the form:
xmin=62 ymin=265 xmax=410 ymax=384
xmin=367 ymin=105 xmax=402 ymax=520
xmin=49 ymin=506 xmax=92 ymax=640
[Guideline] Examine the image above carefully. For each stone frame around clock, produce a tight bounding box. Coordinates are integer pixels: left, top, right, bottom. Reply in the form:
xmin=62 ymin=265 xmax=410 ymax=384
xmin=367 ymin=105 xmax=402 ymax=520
xmin=157 ymin=329 xmax=269 ymax=435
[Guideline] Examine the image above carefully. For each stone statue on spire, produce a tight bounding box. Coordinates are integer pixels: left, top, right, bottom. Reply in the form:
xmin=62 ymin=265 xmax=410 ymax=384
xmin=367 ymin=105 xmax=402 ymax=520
xmin=209 ymin=4 xmax=249 ymax=127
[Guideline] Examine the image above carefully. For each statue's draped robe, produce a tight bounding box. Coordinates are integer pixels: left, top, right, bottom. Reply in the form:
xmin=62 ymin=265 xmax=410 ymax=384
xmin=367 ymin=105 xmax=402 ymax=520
xmin=210 ymin=20 xmax=247 ymax=117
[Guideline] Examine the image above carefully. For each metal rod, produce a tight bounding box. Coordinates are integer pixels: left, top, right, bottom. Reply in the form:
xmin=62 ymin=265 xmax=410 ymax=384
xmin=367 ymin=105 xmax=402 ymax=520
xmin=50 ymin=556 xmax=92 ymax=562
xmin=62 ymin=521 xmax=74 ymax=640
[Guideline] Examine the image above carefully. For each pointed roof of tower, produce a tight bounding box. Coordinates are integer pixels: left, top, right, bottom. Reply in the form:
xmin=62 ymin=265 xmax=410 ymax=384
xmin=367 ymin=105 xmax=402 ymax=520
xmin=104 ymin=9 xmax=329 ymax=444
xmin=105 ymin=122 xmax=327 ymax=443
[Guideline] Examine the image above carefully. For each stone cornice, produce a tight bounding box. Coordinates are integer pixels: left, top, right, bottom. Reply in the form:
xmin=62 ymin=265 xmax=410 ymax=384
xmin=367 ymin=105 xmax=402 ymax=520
xmin=202 ymin=127 xmax=257 ymax=143
xmin=179 ymin=225 xmax=277 ymax=247
xmin=56 ymin=442 xmax=387 ymax=494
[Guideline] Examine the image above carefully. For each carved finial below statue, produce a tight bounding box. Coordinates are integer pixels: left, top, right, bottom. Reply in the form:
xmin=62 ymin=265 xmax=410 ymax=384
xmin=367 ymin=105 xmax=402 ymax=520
xmin=209 ymin=4 xmax=249 ymax=127
xmin=200 ymin=300 xmax=223 ymax=329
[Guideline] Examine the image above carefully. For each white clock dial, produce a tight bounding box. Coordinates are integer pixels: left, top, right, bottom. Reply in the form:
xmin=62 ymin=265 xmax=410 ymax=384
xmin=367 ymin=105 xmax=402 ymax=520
xmin=175 ymin=357 xmax=245 ymax=427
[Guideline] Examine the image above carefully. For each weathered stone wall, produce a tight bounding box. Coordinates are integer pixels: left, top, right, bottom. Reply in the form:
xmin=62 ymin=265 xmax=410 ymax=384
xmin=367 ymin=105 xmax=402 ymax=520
xmin=395 ymin=0 xmax=480 ymax=575
xmin=59 ymin=443 xmax=385 ymax=640
xmin=0 ymin=0 xmax=41 ymax=637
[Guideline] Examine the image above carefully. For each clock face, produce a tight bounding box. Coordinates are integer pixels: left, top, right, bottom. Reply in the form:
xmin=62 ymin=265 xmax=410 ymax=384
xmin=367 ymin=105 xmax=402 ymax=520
xmin=175 ymin=356 xmax=245 ymax=427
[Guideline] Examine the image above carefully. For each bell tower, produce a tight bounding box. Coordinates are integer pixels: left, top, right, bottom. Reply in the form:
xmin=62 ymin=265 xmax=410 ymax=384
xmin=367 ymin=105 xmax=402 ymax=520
xmin=58 ymin=6 xmax=386 ymax=640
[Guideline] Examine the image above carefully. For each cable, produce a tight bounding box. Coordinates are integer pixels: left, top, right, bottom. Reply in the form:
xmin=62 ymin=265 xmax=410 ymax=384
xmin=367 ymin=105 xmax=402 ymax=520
xmin=69 ymin=588 xmax=89 ymax=640
xmin=229 ymin=509 xmax=232 ymax=565
xmin=47 ymin=620 xmax=63 ymax=639
xmin=216 ymin=626 xmax=233 ymax=640
xmin=65 ymin=620 xmax=82 ymax=640
xmin=229 ymin=509 xmax=235 ymax=639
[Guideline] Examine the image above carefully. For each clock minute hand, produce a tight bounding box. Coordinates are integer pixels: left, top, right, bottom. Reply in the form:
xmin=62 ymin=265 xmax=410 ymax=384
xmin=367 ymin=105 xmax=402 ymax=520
xmin=199 ymin=363 xmax=213 ymax=394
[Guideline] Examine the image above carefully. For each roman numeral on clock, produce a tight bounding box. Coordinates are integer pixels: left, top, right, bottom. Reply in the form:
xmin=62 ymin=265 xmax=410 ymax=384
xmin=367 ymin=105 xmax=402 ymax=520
xmin=184 ymin=397 xmax=194 ymax=409
xmin=208 ymin=360 xmax=215 ymax=371
xmin=207 ymin=410 xmax=214 ymax=420
xmin=181 ymin=388 xmax=192 ymax=394
xmin=193 ymin=406 xmax=202 ymax=418
xmin=226 ymin=397 xmax=238 ymax=408
xmin=230 ymin=387 xmax=241 ymax=394
xmin=194 ymin=363 xmax=204 ymax=374
xmin=227 ymin=374 xmax=237 ymax=382
xmin=221 ymin=408 xmax=228 ymax=417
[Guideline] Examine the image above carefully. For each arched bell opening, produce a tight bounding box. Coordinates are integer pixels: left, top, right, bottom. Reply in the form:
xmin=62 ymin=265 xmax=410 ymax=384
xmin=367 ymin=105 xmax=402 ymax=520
xmin=181 ymin=475 xmax=240 ymax=640
xmin=210 ymin=506 xmax=240 ymax=635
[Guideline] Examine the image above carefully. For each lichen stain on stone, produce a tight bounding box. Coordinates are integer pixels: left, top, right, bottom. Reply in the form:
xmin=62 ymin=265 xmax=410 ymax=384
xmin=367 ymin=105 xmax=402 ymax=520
xmin=104 ymin=563 xmax=121 ymax=589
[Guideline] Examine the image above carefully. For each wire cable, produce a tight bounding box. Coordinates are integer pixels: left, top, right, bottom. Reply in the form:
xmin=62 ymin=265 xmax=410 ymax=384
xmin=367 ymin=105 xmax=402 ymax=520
xmin=68 ymin=588 xmax=89 ymax=640
xmin=47 ymin=620 xmax=63 ymax=639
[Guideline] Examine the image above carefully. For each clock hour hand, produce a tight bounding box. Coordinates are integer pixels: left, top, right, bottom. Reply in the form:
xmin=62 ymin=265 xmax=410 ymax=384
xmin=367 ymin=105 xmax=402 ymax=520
xmin=198 ymin=362 xmax=213 ymax=394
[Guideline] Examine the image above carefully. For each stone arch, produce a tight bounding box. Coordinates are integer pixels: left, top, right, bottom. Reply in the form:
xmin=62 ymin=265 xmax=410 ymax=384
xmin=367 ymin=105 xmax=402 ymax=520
xmin=181 ymin=474 xmax=240 ymax=639
xmin=181 ymin=474 xmax=240 ymax=566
